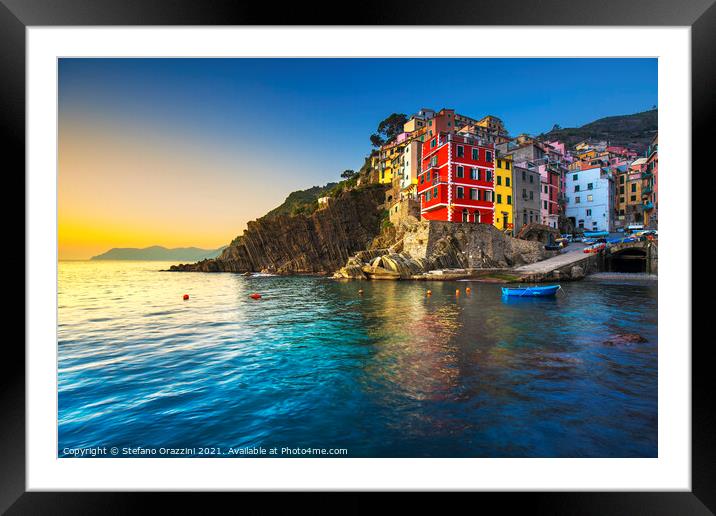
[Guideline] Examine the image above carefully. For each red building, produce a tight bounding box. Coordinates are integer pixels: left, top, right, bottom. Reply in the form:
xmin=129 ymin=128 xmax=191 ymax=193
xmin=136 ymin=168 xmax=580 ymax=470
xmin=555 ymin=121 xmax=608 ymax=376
xmin=417 ymin=132 xmax=495 ymax=223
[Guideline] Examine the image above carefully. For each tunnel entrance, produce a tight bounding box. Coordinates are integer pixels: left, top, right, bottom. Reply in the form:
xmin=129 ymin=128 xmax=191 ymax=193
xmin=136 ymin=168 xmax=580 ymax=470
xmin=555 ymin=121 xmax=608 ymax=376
xmin=609 ymin=249 xmax=648 ymax=273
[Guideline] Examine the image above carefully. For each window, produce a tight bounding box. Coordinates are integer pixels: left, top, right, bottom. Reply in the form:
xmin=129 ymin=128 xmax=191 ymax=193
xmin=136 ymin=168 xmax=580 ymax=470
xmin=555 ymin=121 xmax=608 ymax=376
xmin=575 ymin=196 xmax=581 ymax=204
xmin=631 ymin=183 xmax=637 ymax=192
xmin=433 ymin=187 xmax=438 ymax=198
xmin=425 ymin=190 xmax=431 ymax=201
xmin=486 ymin=170 xmax=493 ymax=182
xmin=586 ymin=209 xmax=592 ymax=216
xmin=420 ymin=175 xmax=425 ymax=184
xmin=472 ymin=148 xmax=479 ymax=160
xmin=620 ymin=175 xmax=625 ymax=184
xmin=457 ymin=145 xmax=464 ymax=158
xmin=506 ymin=162 xmax=511 ymax=170
xmin=544 ymin=185 xmax=549 ymax=194
xmin=497 ymin=176 xmax=502 ymax=186
xmin=457 ymin=186 xmax=464 ymax=199
xmin=430 ymin=138 xmax=437 ymax=148
xmin=506 ymin=177 xmax=510 ymax=187
xmin=523 ymin=213 xmax=528 ymax=224
xmin=457 ymin=166 xmax=464 ymax=178
xmin=485 ymin=151 xmax=493 ymax=162
xmin=430 ymin=155 xmax=438 ymax=167
xmin=507 ymin=195 xmax=512 ymax=205
xmin=630 ymin=195 xmax=636 ymax=202
xmin=470 ymin=188 xmax=478 ymax=200
xmin=522 ymin=170 xmax=526 ymax=181
xmin=497 ymin=193 xmax=502 ymax=204
xmin=620 ymin=186 xmax=625 ymax=194
xmin=543 ymin=200 xmax=547 ymax=209
xmin=529 ymin=191 xmax=534 ymax=200
xmin=587 ymin=183 xmax=593 ymax=190
xmin=485 ymin=190 xmax=493 ymax=202
xmin=587 ymin=195 xmax=593 ymax=202
xmin=462 ymin=209 xmax=469 ymax=222
xmin=573 ymin=174 xmax=578 ymax=181
xmin=529 ymin=175 xmax=534 ymax=184
xmin=574 ymin=185 xmax=580 ymax=192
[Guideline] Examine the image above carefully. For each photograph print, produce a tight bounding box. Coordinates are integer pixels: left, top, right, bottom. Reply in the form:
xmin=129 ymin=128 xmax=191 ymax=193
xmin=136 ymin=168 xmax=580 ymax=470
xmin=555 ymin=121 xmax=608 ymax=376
xmin=58 ymin=57 xmax=658 ymax=459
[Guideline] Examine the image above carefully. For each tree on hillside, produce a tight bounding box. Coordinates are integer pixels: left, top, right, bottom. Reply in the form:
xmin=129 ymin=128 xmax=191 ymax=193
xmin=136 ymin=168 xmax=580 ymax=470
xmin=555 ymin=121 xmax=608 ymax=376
xmin=370 ymin=113 xmax=408 ymax=147
xmin=340 ymin=169 xmax=356 ymax=179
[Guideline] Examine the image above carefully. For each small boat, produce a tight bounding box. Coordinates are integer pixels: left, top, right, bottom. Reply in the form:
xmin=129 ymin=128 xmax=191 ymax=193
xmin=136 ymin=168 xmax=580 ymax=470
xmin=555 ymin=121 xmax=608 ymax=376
xmin=583 ymin=243 xmax=606 ymax=253
xmin=583 ymin=230 xmax=609 ymax=238
xmin=501 ymin=285 xmax=561 ymax=297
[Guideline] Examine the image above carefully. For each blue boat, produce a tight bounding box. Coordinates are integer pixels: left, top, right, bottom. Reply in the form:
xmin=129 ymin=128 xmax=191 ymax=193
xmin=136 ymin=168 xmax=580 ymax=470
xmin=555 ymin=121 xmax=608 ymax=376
xmin=583 ymin=230 xmax=609 ymax=238
xmin=501 ymin=285 xmax=561 ymax=297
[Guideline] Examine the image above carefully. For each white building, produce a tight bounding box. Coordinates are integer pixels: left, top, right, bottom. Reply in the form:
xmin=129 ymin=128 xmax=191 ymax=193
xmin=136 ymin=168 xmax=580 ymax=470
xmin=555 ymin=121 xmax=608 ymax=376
xmin=564 ymin=166 xmax=615 ymax=232
xmin=399 ymin=140 xmax=422 ymax=195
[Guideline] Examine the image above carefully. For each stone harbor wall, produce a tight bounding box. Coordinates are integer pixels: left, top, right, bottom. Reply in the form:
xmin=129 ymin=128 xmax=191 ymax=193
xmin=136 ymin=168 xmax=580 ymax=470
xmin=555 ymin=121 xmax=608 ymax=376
xmin=335 ymin=220 xmax=554 ymax=280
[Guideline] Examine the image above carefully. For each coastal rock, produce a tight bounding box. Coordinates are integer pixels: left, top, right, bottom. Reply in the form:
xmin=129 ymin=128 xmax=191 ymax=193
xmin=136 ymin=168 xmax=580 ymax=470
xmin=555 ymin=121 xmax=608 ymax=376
xmin=516 ymin=223 xmax=561 ymax=245
xmin=336 ymin=220 xmax=551 ymax=279
xmin=170 ymin=185 xmax=387 ymax=274
xmin=570 ymin=265 xmax=585 ymax=279
xmin=335 ymin=264 xmax=367 ymax=279
xmin=603 ymin=333 xmax=648 ymax=346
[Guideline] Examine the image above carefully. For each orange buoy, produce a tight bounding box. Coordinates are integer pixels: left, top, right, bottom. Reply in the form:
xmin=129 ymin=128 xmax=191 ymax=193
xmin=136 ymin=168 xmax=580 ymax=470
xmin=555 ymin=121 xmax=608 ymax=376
xmin=456 ymin=289 xmax=460 ymax=296
xmin=466 ymin=287 xmax=471 ymax=294
xmin=183 ymin=294 xmax=189 ymax=300
xmin=249 ymin=293 xmax=262 ymax=300
xmin=426 ymin=290 xmax=432 ymax=296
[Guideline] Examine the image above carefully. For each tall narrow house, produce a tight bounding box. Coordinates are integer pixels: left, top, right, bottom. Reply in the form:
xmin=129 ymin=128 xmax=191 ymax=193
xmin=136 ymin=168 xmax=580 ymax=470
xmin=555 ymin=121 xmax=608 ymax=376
xmin=417 ymin=132 xmax=495 ymax=224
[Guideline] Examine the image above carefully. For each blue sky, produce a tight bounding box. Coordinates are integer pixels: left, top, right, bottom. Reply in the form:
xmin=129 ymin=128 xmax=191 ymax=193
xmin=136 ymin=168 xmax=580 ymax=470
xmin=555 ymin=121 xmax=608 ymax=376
xmin=58 ymin=58 xmax=657 ymax=258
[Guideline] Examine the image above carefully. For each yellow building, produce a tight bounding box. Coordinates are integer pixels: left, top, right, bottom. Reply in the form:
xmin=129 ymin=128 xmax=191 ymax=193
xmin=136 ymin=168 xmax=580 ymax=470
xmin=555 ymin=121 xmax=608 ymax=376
xmin=493 ymin=156 xmax=514 ymax=232
xmin=477 ymin=115 xmax=506 ymax=135
xmin=379 ymin=142 xmax=404 ymax=184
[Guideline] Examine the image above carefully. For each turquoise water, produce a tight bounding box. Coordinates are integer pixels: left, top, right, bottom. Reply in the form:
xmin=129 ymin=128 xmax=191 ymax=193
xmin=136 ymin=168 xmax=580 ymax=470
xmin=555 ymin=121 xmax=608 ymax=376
xmin=58 ymin=261 xmax=658 ymax=457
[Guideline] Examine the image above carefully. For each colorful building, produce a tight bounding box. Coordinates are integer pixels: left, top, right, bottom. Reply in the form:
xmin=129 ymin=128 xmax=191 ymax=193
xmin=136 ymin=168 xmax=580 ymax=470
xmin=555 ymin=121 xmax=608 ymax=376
xmin=564 ymin=166 xmax=615 ymax=232
xmin=417 ymin=132 xmax=495 ymax=224
xmin=399 ymin=139 xmax=422 ymax=196
xmin=512 ymin=165 xmax=541 ymax=233
xmin=615 ymin=157 xmax=646 ymax=228
xmin=378 ymin=141 xmax=404 ymax=184
xmin=493 ymin=154 xmax=514 ymax=231
xmin=642 ymin=134 xmax=658 ymax=227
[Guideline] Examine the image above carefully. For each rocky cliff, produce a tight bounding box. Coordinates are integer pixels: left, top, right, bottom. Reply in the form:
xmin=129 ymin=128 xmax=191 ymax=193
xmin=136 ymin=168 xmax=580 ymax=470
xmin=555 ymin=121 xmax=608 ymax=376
xmin=335 ymin=220 xmax=553 ymax=280
xmin=170 ymin=184 xmax=387 ymax=274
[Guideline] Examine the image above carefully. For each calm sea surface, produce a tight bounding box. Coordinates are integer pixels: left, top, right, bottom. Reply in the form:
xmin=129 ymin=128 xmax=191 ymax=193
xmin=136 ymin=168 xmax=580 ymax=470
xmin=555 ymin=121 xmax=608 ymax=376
xmin=58 ymin=260 xmax=658 ymax=457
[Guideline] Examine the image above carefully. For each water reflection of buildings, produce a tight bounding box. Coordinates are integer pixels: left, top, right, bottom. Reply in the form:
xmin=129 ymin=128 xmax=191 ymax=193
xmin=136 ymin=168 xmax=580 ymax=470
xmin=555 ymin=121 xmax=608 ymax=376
xmin=356 ymin=282 xmax=463 ymax=403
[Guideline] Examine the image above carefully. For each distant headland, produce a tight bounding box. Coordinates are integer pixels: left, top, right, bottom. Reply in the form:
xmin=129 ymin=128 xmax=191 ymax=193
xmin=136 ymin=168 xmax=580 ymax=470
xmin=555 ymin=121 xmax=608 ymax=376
xmin=91 ymin=246 xmax=225 ymax=261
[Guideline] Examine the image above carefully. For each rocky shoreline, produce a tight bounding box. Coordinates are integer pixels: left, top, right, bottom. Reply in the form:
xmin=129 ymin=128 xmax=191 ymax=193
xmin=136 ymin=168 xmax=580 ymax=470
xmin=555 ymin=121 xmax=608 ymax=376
xmin=332 ymin=219 xmax=558 ymax=281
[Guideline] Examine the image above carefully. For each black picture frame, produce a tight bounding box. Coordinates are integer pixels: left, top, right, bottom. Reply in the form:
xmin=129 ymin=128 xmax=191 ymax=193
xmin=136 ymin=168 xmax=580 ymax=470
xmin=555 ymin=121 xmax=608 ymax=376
xmin=4 ymin=0 xmax=710 ymax=512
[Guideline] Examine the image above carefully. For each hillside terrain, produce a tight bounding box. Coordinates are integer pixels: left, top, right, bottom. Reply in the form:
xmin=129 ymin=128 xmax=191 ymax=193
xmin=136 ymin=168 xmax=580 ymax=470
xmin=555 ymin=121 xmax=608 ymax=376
xmin=539 ymin=108 xmax=657 ymax=153
xmin=92 ymin=246 xmax=225 ymax=261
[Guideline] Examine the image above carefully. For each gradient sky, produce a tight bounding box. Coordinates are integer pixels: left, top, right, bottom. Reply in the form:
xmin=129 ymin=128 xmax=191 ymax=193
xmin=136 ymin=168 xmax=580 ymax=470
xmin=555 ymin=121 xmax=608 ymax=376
xmin=58 ymin=58 xmax=657 ymax=259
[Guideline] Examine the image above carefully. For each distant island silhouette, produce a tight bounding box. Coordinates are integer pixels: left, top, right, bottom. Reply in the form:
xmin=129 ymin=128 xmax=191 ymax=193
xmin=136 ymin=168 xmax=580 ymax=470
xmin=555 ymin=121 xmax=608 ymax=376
xmin=91 ymin=245 xmax=225 ymax=261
